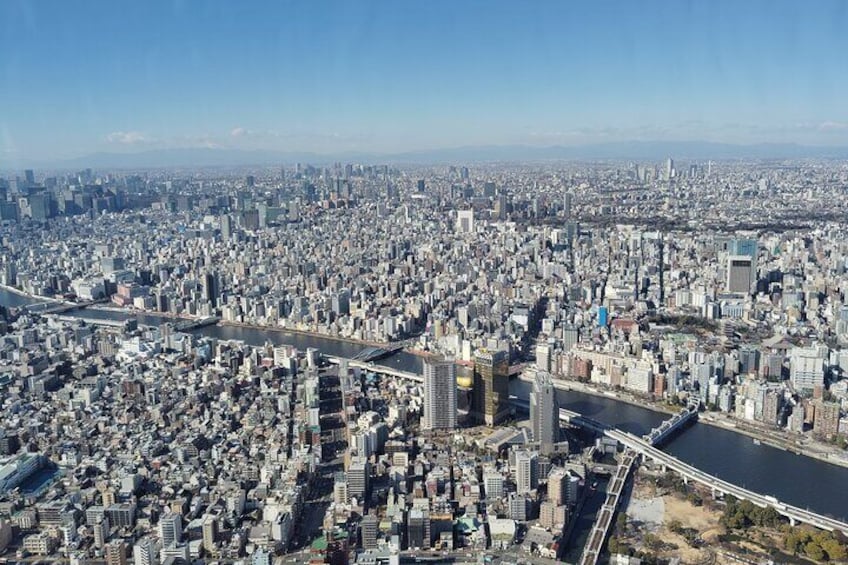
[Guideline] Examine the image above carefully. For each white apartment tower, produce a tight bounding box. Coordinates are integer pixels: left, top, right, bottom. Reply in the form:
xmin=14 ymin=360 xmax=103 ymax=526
xmin=423 ymin=357 xmax=457 ymax=430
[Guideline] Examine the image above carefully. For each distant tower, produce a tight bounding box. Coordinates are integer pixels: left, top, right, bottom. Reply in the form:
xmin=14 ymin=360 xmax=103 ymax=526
xmin=530 ymin=372 xmax=559 ymax=450
xmin=423 ymin=357 xmax=457 ymax=430
xmin=563 ymin=192 xmax=573 ymax=219
xmin=220 ymin=215 xmax=232 ymax=240
xmin=665 ymin=157 xmax=674 ymax=180
xmin=658 ymin=234 xmax=665 ymax=306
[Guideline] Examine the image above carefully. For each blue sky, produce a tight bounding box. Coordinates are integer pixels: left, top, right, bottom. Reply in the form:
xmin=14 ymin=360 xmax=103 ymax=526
xmin=2 ymin=0 xmax=848 ymax=161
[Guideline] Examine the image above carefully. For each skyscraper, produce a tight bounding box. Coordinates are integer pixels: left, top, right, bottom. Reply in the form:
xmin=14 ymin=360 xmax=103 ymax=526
xmin=726 ymin=255 xmax=755 ymax=294
xmin=422 ymin=357 xmax=457 ymax=430
xmin=530 ymin=372 xmax=559 ymax=449
xmin=729 ymin=238 xmax=758 ymax=259
xmin=202 ymin=271 xmax=220 ymax=308
xmin=219 ymin=215 xmax=232 ymax=240
xmin=473 ymin=349 xmax=510 ymax=426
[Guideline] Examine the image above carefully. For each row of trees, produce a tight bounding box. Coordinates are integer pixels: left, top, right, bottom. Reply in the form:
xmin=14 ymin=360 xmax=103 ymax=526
xmin=783 ymin=527 xmax=847 ymax=562
xmin=721 ymin=495 xmax=848 ymax=561
xmin=719 ymin=495 xmax=783 ymax=529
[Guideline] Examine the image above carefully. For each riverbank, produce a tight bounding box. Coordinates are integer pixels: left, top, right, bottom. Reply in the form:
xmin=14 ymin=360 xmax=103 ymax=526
xmin=530 ymin=372 xmax=848 ymax=471
xmin=87 ymin=304 xmax=195 ymax=320
xmin=84 ymin=305 xmax=400 ymax=349
xmin=0 ymin=283 xmax=55 ymax=302
xmin=218 ymin=320 xmax=398 ymax=349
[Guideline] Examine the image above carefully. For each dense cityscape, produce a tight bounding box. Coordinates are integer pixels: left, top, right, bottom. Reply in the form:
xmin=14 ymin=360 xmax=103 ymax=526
xmin=4 ymin=0 xmax=848 ymax=563
xmin=1 ymin=159 xmax=848 ymax=565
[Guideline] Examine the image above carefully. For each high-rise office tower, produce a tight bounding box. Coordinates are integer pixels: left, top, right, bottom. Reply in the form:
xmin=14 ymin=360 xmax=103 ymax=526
xmin=514 ymin=450 xmax=539 ymax=494
xmin=473 ymin=349 xmax=510 ymax=426
xmin=202 ymin=516 xmax=218 ymax=555
xmin=202 ymin=272 xmax=220 ymax=308
xmin=729 ymin=238 xmax=758 ymax=259
xmin=665 ymin=157 xmax=674 ymax=180
xmin=105 ymin=541 xmax=128 ymax=565
xmin=494 ymin=194 xmax=508 ymax=220
xmin=535 ymin=344 xmax=551 ymax=372
xmin=422 ymin=357 xmax=457 ymax=430
xmin=347 ymin=458 xmax=370 ymax=503
xmin=658 ymin=234 xmax=665 ymax=306
xmin=331 ymin=289 xmax=350 ymax=316
xmin=158 ymin=512 xmax=182 ymax=548
xmin=220 ymin=215 xmax=232 ymax=240
xmin=360 ymin=514 xmax=379 ymax=549
xmin=417 ymin=179 xmax=426 ymax=193
xmin=547 ymin=468 xmax=567 ymax=505
xmin=407 ymin=509 xmax=431 ymax=549
xmin=726 ymin=255 xmax=755 ymax=294
xmin=563 ymin=192 xmax=573 ymax=219
xmin=483 ymin=469 xmax=505 ymax=499
xmin=530 ymin=372 xmax=559 ymax=449
xmin=24 ymin=169 xmax=35 ymax=186
xmin=132 ymin=537 xmax=158 ymax=565
xmin=456 ymin=209 xmax=474 ymax=234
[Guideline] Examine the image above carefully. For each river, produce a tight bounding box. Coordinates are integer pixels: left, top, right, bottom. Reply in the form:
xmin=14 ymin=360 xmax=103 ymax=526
xmin=0 ymin=287 xmax=48 ymax=309
xmin=3 ymin=293 xmax=848 ymax=522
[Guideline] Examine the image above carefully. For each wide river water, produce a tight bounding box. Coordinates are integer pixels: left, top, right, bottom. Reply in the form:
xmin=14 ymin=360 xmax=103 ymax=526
xmin=4 ymin=291 xmax=847 ymax=521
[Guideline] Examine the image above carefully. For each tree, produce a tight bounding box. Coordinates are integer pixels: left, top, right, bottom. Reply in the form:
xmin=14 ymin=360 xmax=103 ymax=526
xmin=644 ymin=533 xmax=663 ymax=551
xmin=687 ymin=492 xmax=703 ymax=507
xmin=668 ymin=519 xmax=683 ymax=534
xmin=804 ymin=540 xmax=825 ymax=561
xmin=615 ymin=512 xmax=627 ymax=533
xmin=821 ymin=538 xmax=847 ymax=560
xmin=608 ymin=536 xmax=622 ymax=555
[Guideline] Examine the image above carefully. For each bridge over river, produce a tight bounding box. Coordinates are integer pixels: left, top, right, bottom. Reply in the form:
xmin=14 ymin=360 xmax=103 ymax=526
xmin=561 ymin=406 xmax=848 ymax=565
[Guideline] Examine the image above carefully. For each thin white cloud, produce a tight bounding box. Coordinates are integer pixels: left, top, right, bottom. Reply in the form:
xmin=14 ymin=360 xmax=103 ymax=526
xmin=106 ymin=131 xmax=151 ymax=145
xmin=818 ymin=121 xmax=848 ymax=132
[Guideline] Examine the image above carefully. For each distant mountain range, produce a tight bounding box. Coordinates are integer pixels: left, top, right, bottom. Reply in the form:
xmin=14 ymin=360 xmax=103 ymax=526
xmin=15 ymin=141 xmax=848 ymax=170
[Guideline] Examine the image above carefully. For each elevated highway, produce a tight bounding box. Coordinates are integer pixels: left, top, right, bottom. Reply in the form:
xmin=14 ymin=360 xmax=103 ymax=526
xmin=605 ymin=427 xmax=848 ymax=535
xmin=579 ymin=449 xmax=638 ymax=565
xmin=327 ymin=357 xmax=422 ymax=383
xmin=557 ymin=401 xmax=848 ymax=564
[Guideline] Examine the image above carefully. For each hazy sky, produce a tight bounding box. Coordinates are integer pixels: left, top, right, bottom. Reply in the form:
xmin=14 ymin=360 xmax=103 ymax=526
xmin=2 ymin=0 xmax=848 ymax=161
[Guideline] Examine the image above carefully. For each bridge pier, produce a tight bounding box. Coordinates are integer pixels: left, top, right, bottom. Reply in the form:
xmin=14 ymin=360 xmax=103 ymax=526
xmin=789 ymin=517 xmax=796 ymax=527
xmin=682 ymin=476 xmax=689 ymax=486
